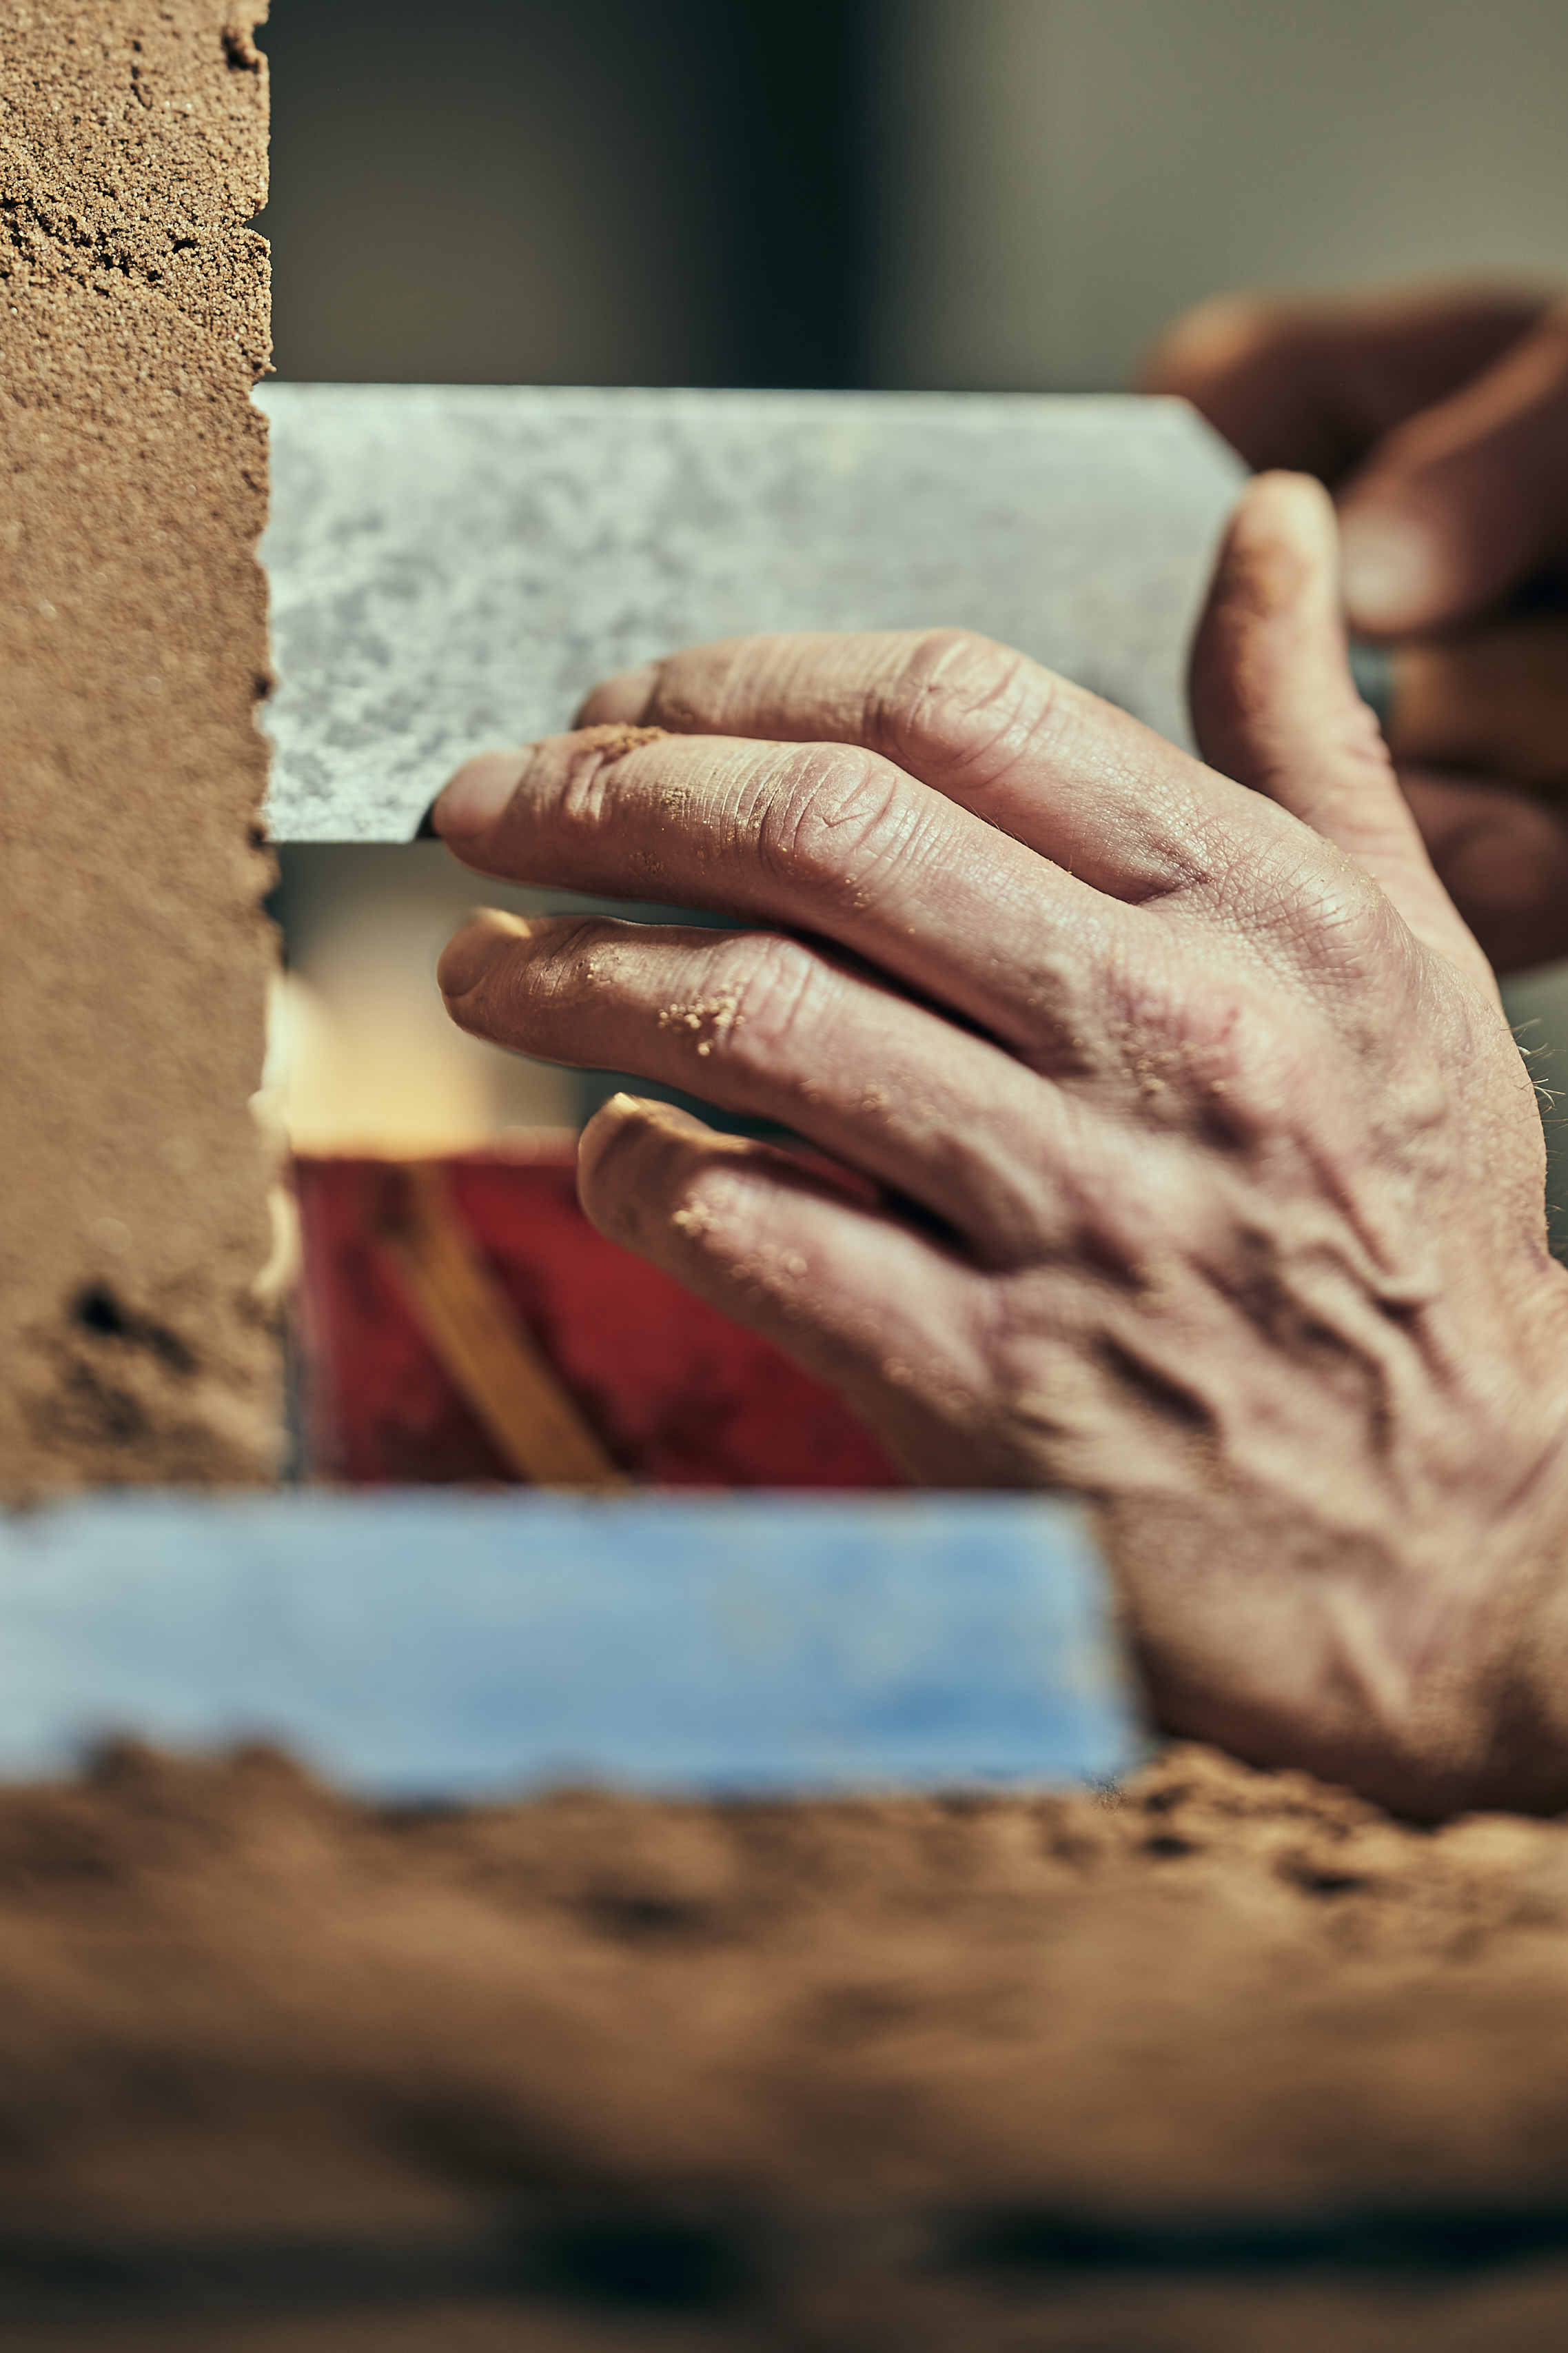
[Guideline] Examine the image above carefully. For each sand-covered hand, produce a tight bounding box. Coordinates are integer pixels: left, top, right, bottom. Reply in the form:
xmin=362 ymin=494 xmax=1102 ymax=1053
xmin=434 ymin=475 xmax=1568 ymax=1818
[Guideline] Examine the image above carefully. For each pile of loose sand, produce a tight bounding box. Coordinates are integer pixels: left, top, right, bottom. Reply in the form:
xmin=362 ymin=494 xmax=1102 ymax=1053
xmin=3 ymin=1737 xmax=1568 ymax=2347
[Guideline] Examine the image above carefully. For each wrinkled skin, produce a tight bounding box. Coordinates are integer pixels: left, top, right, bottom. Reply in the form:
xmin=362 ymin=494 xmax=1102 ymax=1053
xmin=434 ymin=476 xmax=1568 ymax=1817
xmin=1144 ymin=281 xmax=1568 ymax=971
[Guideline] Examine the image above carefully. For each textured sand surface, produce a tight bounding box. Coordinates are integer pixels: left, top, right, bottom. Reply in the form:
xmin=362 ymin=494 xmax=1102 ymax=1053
xmin=0 ymin=3 xmax=280 ymax=1486
xmin=2 ymin=1740 xmax=1568 ymax=2345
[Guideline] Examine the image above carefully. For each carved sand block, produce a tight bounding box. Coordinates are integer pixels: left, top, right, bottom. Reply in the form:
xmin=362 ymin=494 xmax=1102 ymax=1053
xmin=1 ymin=4 xmax=280 ymax=1489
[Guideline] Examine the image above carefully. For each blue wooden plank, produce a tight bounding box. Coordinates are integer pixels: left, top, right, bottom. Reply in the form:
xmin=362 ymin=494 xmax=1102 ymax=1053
xmin=0 ymin=1493 xmax=1142 ymax=1798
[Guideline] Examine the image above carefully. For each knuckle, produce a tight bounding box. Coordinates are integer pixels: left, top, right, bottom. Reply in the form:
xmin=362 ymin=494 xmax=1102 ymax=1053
xmin=869 ymin=628 xmax=1054 ymax=787
xmin=1267 ymin=844 xmax=1398 ymax=975
xmin=1096 ymin=951 xmax=1311 ymax=1138
xmin=551 ymin=736 xmax=617 ymax=830
xmin=1199 ymin=1004 xmax=1307 ymax=1129
xmin=546 ymin=727 xmax=662 ymax=836
xmin=507 ymin=917 xmax=611 ymax=1016
xmin=753 ymin=744 xmax=910 ymax=887
xmin=695 ymin=931 xmax=824 ymax=1067
xmin=1170 ymin=976 xmax=1343 ymax=1149
xmin=729 ymin=927 xmax=822 ymax=1058
xmin=1188 ymin=829 xmax=1387 ymax=976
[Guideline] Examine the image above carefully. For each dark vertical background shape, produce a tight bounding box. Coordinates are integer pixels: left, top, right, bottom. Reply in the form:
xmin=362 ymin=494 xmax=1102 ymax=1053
xmin=256 ymin=0 xmax=877 ymax=390
xmin=711 ymin=0 xmax=877 ymax=389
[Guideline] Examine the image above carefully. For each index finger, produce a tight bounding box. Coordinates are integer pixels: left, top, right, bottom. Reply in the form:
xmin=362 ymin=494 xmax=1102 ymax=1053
xmin=573 ymin=626 xmax=1300 ymax=903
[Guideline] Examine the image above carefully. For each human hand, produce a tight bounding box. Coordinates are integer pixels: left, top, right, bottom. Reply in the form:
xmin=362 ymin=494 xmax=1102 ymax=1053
xmin=1145 ymin=284 xmax=1568 ymax=970
xmin=433 ymin=474 xmax=1568 ymax=1815
xmin=1141 ymin=282 xmax=1568 ymax=635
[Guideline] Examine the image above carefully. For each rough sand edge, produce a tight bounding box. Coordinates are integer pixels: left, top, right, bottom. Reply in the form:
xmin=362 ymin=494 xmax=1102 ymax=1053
xmin=0 ymin=4 xmax=280 ymax=1486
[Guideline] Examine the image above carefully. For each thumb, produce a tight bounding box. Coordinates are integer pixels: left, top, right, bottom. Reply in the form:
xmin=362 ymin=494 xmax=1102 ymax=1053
xmin=1339 ymin=299 xmax=1568 ymax=635
xmin=1191 ymin=472 xmax=1494 ymax=992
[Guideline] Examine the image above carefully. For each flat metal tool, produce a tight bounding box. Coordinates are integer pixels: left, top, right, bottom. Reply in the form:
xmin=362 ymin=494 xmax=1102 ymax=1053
xmin=257 ymin=384 xmax=1243 ymax=843
xmin=0 ymin=1493 xmax=1139 ymax=1798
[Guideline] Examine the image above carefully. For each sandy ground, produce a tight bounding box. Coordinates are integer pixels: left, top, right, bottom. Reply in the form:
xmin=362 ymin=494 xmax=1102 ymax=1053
xmin=1 ymin=1738 xmax=1567 ymax=2345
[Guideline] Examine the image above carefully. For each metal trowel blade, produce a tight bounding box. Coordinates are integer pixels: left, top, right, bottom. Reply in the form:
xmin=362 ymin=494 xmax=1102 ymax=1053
xmin=256 ymin=383 xmax=1243 ymax=845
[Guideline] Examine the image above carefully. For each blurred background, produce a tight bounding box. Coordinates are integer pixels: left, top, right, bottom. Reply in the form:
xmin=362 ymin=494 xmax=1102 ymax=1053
xmin=261 ymin=0 xmax=1568 ymax=396
xmin=256 ymin=0 xmax=1568 ymax=1184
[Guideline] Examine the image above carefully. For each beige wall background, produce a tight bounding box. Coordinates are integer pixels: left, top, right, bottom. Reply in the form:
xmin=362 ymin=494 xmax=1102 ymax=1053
xmin=874 ymin=0 xmax=1568 ymax=390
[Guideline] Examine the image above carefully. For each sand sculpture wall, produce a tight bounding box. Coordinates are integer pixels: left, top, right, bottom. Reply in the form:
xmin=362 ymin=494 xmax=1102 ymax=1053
xmin=1 ymin=3 xmax=280 ymax=1488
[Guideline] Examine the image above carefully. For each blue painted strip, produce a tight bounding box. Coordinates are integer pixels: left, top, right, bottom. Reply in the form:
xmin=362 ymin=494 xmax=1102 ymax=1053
xmin=0 ymin=1493 xmax=1142 ymax=1798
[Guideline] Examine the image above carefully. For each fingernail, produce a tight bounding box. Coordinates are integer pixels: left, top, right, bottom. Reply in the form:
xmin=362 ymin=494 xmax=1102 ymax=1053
xmin=432 ymin=749 xmax=529 ymax=840
xmin=1338 ymin=509 xmax=1442 ymax=632
xmin=436 ymin=910 xmax=531 ymax=998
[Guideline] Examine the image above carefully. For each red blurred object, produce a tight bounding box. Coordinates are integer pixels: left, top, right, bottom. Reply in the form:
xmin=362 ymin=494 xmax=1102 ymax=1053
xmin=293 ymin=1148 xmax=902 ymax=1489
